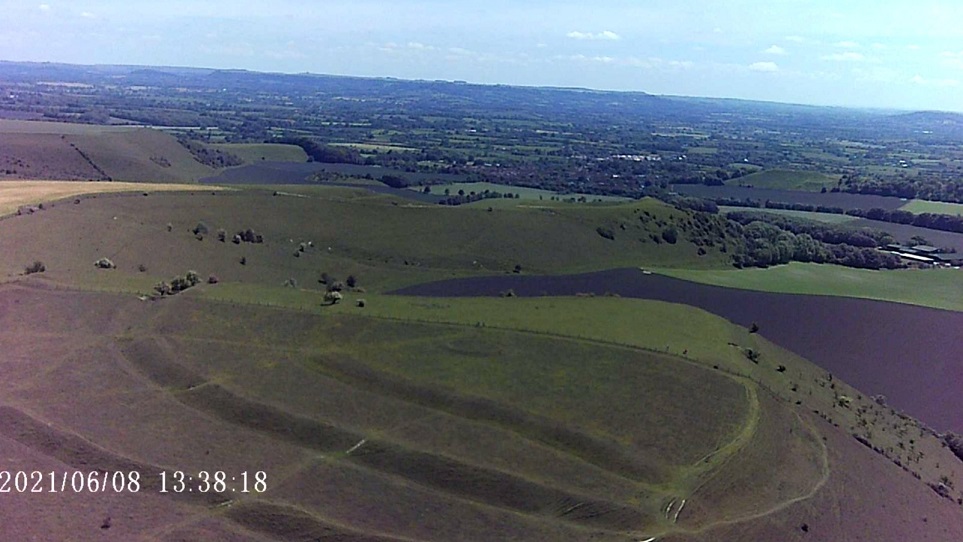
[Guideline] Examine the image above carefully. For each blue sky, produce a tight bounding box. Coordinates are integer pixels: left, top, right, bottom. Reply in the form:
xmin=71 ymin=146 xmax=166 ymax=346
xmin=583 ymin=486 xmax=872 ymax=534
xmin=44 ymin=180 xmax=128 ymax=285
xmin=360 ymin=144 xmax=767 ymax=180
xmin=4 ymin=0 xmax=963 ymax=111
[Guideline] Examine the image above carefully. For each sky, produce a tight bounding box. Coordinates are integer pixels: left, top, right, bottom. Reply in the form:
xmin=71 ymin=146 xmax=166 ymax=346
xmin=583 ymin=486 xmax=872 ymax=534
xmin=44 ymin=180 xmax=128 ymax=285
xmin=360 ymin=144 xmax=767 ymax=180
xmin=4 ymin=0 xmax=963 ymax=111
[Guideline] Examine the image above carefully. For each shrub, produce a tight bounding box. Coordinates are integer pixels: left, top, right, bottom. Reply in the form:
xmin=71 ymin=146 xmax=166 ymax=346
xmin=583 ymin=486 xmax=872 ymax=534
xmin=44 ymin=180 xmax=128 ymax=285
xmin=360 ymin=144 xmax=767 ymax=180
xmin=94 ymin=257 xmax=116 ymax=269
xmin=24 ymin=261 xmax=45 ymax=274
xmin=323 ymin=291 xmax=343 ymax=305
xmin=320 ymin=272 xmax=331 ymax=284
xmin=192 ymin=222 xmax=210 ymax=236
xmin=356 ymin=299 xmax=366 ymax=308
xmin=138 ymin=264 xmax=147 ymax=272
xmin=744 ymin=348 xmax=760 ymax=363
xmin=207 ymin=275 xmax=219 ymax=284
xmin=153 ymin=281 xmax=172 ymax=296
xmin=217 ymin=229 xmax=226 ymax=242
xmin=662 ymin=227 xmax=679 ymax=244
xmin=327 ymin=281 xmax=345 ymax=292
xmin=283 ymin=278 xmax=298 ymax=288
xmin=346 ymin=275 xmax=357 ymax=288
xmin=596 ymin=226 xmax=615 ymax=240
xmin=749 ymin=322 xmax=760 ymax=333
xmin=943 ymin=432 xmax=963 ymax=462
xmin=166 ymin=223 xmax=173 ymax=232
xmin=239 ymin=256 xmax=246 ymax=265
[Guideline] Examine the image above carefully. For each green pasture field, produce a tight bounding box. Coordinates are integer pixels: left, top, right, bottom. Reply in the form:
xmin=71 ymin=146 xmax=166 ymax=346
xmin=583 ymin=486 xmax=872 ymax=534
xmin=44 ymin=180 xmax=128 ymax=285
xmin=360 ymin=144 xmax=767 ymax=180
xmin=900 ymin=199 xmax=963 ymax=216
xmin=656 ymin=262 xmax=963 ymax=312
xmin=726 ymin=169 xmax=841 ymax=191
xmin=718 ymin=206 xmax=857 ymax=224
xmin=0 ymin=119 xmax=136 ymax=135
xmin=209 ymin=143 xmax=308 ymax=163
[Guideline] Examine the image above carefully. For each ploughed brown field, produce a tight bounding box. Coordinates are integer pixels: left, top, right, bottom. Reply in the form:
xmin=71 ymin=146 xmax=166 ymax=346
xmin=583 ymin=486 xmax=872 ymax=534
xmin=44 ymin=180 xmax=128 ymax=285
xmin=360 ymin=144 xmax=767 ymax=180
xmin=393 ymin=268 xmax=963 ymax=433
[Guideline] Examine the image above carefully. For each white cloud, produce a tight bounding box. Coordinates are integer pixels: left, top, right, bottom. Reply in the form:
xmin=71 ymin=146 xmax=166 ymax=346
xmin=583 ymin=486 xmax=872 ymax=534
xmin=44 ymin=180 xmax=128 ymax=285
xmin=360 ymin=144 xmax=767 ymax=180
xmin=568 ymin=54 xmax=614 ymax=64
xmin=764 ymin=45 xmax=786 ymax=55
xmin=910 ymin=74 xmax=959 ymax=87
xmin=566 ymin=30 xmax=621 ymax=41
xmin=907 ymin=44 xmax=921 ymax=51
xmin=939 ymin=51 xmax=963 ymax=69
xmin=871 ymin=43 xmax=887 ymax=50
xmin=38 ymin=3 xmax=50 ymax=11
xmin=749 ymin=61 xmax=779 ymax=72
xmin=835 ymin=41 xmax=861 ymax=49
xmin=785 ymin=35 xmax=805 ymax=43
xmin=822 ymin=52 xmax=866 ymax=62
xmin=81 ymin=11 xmax=95 ymax=18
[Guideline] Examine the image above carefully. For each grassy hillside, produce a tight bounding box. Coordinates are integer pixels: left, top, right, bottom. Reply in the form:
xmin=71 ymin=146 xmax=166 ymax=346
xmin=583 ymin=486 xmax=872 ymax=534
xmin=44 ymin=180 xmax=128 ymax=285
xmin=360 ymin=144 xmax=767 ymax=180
xmin=900 ymin=199 xmax=963 ymax=216
xmin=67 ymin=128 xmax=214 ymax=182
xmin=727 ymin=169 xmax=841 ymax=191
xmin=0 ymin=120 xmax=214 ymax=182
xmin=0 ymin=189 xmax=735 ymax=295
xmin=2 ymin=180 xmax=962 ymax=539
xmin=656 ymin=263 xmax=963 ymax=312
xmin=209 ymin=143 xmax=308 ymax=163
xmin=0 ymin=180 xmax=225 ymax=217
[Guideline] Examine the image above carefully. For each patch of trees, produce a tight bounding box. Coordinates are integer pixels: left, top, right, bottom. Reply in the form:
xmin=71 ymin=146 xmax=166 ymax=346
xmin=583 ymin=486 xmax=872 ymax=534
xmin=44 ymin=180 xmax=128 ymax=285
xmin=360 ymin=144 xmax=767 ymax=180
xmin=436 ymin=189 xmax=520 ymax=205
xmin=232 ymin=229 xmax=264 ymax=244
xmin=844 ymin=175 xmax=963 ymax=204
xmin=276 ymin=137 xmax=364 ymax=165
xmin=711 ymin=196 xmax=963 ymax=235
xmin=153 ymin=270 xmax=201 ymax=297
xmin=178 ymin=138 xmax=243 ymax=168
xmin=726 ymin=211 xmax=894 ymax=247
xmin=727 ymin=218 xmax=902 ymax=269
xmin=24 ymin=261 xmax=45 ymax=274
xmin=845 ymin=208 xmax=963 ymax=234
xmin=712 ymin=197 xmax=846 ymax=215
xmin=380 ymin=175 xmax=409 ymax=188
xmin=671 ymin=196 xmax=719 ymax=214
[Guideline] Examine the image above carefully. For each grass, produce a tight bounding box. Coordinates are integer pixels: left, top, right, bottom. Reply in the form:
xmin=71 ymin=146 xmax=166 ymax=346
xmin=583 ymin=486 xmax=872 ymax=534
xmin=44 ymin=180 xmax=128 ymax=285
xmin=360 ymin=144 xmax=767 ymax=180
xmin=417 ymin=181 xmax=632 ymax=203
xmin=718 ymin=206 xmax=857 ymax=224
xmin=727 ymin=169 xmax=841 ymax=191
xmin=0 ymin=189 xmax=732 ymax=298
xmin=0 ymin=119 xmax=136 ymax=135
xmin=656 ymin=262 xmax=963 ymax=312
xmin=209 ymin=143 xmax=308 ymax=163
xmin=0 ymin=180 xmax=226 ymax=217
xmin=900 ymin=199 xmax=963 ymax=216
xmin=68 ymin=129 xmax=215 ymax=182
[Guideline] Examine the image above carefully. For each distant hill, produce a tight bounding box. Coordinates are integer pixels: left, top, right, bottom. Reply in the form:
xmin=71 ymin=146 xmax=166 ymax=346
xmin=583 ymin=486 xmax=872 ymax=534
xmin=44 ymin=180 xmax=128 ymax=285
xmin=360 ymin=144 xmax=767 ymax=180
xmin=0 ymin=120 xmax=213 ymax=182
